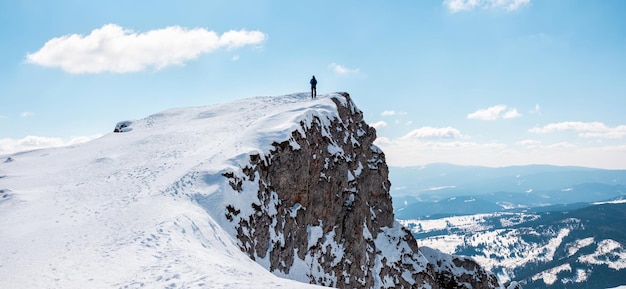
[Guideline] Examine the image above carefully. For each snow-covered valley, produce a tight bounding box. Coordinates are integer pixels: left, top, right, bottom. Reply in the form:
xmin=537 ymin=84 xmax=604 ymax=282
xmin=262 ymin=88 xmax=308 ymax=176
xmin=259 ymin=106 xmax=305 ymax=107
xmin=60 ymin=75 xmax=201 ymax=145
xmin=402 ymin=204 xmax=626 ymax=288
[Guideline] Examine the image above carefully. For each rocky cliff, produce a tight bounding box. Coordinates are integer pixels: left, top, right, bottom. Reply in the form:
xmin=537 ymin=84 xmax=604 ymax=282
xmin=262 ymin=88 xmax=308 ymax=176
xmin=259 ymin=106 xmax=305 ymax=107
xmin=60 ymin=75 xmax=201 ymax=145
xmin=0 ymin=91 xmax=509 ymax=288
xmin=214 ymin=92 xmax=501 ymax=288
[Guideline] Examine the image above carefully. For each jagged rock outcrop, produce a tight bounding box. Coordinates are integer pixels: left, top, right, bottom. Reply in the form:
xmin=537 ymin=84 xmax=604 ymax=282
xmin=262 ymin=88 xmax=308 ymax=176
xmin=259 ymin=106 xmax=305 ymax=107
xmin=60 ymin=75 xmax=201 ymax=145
xmin=220 ymin=92 xmax=501 ymax=288
xmin=113 ymin=120 xmax=133 ymax=132
xmin=421 ymin=246 xmax=501 ymax=289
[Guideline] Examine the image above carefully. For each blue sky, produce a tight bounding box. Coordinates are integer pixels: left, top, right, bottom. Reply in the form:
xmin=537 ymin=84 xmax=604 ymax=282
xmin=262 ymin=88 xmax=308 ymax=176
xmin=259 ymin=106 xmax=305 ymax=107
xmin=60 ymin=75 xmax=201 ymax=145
xmin=1 ymin=0 xmax=625 ymax=169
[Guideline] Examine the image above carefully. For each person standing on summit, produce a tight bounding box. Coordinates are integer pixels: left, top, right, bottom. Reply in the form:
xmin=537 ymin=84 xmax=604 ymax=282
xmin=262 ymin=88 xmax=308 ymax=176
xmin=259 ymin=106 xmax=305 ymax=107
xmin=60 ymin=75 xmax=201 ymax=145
xmin=310 ymin=75 xmax=317 ymax=98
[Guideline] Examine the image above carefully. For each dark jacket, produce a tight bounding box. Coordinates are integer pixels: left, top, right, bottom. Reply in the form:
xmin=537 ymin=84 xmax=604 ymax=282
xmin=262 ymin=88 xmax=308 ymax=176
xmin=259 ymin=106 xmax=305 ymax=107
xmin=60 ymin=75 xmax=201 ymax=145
xmin=310 ymin=77 xmax=317 ymax=87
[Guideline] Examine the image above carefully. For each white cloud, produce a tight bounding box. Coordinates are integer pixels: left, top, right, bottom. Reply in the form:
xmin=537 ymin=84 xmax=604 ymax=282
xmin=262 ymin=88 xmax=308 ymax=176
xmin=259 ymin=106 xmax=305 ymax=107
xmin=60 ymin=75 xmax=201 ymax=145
xmin=444 ymin=0 xmax=530 ymax=12
xmin=581 ymin=131 xmax=626 ymax=139
xmin=375 ymin=122 xmax=626 ymax=169
xmin=516 ymin=139 xmax=542 ymax=149
xmin=516 ymin=139 xmax=577 ymax=150
xmin=15 ymin=135 xmax=64 ymax=148
xmin=529 ymin=121 xmax=626 ymax=139
xmin=328 ymin=63 xmax=359 ymax=74
xmin=381 ymin=110 xmax=407 ymax=116
xmin=444 ymin=0 xmax=481 ymax=12
xmin=400 ymin=126 xmax=463 ymax=140
xmin=26 ymin=24 xmax=266 ymax=74
xmin=370 ymin=121 xmax=388 ymax=129
xmin=20 ymin=111 xmax=34 ymax=117
xmin=467 ymin=105 xmax=506 ymax=120
xmin=530 ymin=104 xmax=541 ymax=115
xmin=546 ymin=142 xmax=576 ymax=149
xmin=498 ymin=0 xmax=531 ymax=11
xmin=503 ymin=108 xmax=522 ymax=119
xmin=467 ymin=105 xmax=522 ymax=120
xmin=0 ymin=135 xmax=101 ymax=155
xmin=374 ymin=136 xmax=512 ymax=167
xmin=529 ymin=121 xmax=604 ymax=133
xmin=374 ymin=135 xmax=626 ymax=169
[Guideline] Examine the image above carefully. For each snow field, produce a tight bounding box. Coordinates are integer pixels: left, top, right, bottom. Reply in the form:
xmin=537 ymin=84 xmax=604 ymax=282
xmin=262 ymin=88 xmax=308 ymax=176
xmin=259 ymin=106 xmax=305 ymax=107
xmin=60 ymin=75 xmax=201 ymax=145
xmin=1 ymin=92 xmax=340 ymax=288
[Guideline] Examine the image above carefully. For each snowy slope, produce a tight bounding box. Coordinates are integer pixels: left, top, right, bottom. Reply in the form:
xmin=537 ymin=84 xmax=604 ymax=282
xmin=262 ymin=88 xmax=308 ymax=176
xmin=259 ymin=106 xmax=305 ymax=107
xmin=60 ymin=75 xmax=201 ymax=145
xmin=0 ymin=93 xmax=335 ymax=288
xmin=402 ymin=204 xmax=626 ymax=288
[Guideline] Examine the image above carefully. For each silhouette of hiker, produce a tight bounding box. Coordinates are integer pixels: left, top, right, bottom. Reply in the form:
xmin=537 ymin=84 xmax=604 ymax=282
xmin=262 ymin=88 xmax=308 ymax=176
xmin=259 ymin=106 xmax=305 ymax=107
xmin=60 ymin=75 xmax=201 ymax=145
xmin=310 ymin=75 xmax=317 ymax=98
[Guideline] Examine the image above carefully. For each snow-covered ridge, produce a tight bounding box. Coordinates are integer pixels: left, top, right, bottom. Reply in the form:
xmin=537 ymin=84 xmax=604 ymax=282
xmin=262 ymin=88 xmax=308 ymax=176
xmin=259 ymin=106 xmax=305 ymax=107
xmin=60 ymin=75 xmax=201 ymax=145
xmin=0 ymin=92 xmax=337 ymax=288
xmin=0 ymin=92 xmax=502 ymax=288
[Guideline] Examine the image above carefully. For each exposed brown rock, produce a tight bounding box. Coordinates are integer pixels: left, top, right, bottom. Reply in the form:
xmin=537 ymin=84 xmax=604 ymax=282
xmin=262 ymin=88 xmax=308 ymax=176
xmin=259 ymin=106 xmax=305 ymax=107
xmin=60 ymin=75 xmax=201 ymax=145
xmin=222 ymin=92 xmax=501 ymax=288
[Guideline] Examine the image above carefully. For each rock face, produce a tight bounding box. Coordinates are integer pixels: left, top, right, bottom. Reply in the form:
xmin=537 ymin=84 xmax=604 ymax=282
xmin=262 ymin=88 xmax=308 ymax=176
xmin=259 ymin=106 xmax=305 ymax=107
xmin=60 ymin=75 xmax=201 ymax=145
xmin=221 ymin=92 xmax=501 ymax=288
xmin=113 ymin=120 xmax=133 ymax=133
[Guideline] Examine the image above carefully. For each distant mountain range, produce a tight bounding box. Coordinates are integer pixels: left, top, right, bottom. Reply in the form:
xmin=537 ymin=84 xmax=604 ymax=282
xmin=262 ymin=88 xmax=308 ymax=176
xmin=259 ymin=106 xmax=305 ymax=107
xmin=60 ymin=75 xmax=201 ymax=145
xmin=389 ymin=163 xmax=626 ymax=219
xmin=390 ymin=163 xmax=626 ymax=288
xmin=401 ymin=202 xmax=626 ymax=288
